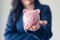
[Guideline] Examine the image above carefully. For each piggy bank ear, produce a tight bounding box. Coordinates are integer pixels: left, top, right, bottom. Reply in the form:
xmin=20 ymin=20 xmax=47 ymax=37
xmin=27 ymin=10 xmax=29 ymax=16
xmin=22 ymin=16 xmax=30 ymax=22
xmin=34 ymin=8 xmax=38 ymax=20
xmin=35 ymin=9 xmax=40 ymax=14
xmin=23 ymin=9 xmax=27 ymax=13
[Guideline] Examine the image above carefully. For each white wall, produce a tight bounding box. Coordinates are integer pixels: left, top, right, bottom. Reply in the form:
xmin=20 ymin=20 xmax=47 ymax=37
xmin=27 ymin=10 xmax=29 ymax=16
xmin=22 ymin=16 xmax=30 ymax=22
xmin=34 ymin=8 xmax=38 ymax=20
xmin=0 ymin=0 xmax=60 ymax=40
xmin=0 ymin=0 xmax=12 ymax=40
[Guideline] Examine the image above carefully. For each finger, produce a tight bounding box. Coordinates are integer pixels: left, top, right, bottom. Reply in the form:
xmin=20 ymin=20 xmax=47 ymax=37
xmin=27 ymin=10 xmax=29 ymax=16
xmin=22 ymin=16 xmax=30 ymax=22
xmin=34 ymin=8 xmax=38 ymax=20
xmin=26 ymin=26 xmax=31 ymax=30
xmin=35 ymin=24 xmax=40 ymax=30
xmin=39 ymin=21 xmax=48 ymax=25
xmin=28 ymin=25 xmax=36 ymax=31
xmin=26 ymin=26 xmax=34 ymax=31
xmin=29 ymin=27 xmax=34 ymax=31
xmin=32 ymin=25 xmax=37 ymax=31
xmin=32 ymin=24 xmax=40 ymax=31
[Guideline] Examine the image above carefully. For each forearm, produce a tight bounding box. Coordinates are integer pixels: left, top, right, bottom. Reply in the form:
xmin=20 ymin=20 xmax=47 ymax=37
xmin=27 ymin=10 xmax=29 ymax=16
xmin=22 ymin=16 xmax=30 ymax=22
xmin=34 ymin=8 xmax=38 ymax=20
xmin=4 ymin=31 xmax=28 ymax=40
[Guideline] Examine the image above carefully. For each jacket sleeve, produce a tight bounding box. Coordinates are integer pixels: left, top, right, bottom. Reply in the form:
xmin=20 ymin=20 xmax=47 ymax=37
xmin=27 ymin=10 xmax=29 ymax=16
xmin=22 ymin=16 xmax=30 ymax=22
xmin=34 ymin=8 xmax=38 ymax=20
xmin=41 ymin=6 xmax=52 ymax=39
xmin=33 ymin=6 xmax=52 ymax=40
xmin=4 ymin=12 xmax=27 ymax=40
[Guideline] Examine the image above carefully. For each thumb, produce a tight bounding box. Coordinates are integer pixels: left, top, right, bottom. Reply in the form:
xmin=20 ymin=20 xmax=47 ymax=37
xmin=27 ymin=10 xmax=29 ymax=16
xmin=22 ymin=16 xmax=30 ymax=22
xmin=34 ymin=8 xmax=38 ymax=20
xmin=39 ymin=20 xmax=48 ymax=25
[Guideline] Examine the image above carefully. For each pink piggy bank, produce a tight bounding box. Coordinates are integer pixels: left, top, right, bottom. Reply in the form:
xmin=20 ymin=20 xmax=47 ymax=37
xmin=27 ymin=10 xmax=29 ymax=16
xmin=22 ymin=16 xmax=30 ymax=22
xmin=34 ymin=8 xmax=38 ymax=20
xmin=23 ymin=9 xmax=40 ymax=31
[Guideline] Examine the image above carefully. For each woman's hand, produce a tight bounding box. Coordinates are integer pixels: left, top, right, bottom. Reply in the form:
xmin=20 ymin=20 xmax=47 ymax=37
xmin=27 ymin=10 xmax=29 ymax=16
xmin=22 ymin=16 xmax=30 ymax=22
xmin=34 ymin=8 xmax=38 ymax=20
xmin=24 ymin=20 xmax=48 ymax=32
xmin=25 ymin=22 xmax=41 ymax=32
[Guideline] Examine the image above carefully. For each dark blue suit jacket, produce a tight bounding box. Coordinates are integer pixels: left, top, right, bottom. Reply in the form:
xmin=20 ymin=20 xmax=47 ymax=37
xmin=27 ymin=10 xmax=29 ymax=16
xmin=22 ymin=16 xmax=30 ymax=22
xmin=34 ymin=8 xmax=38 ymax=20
xmin=4 ymin=3 xmax=52 ymax=40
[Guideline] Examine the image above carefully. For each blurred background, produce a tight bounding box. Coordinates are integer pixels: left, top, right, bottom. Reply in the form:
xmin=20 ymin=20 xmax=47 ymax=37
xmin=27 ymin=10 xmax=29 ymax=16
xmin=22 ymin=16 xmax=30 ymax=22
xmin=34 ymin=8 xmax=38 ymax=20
xmin=0 ymin=0 xmax=60 ymax=40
